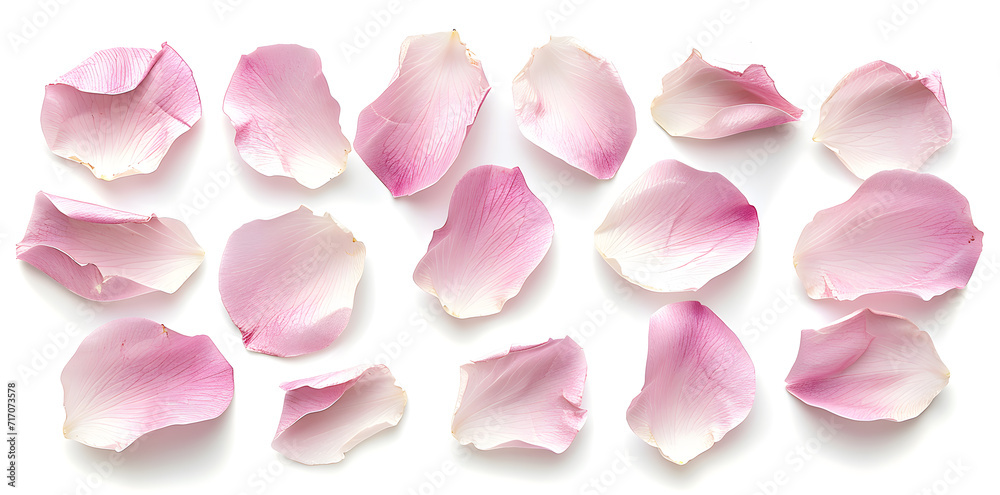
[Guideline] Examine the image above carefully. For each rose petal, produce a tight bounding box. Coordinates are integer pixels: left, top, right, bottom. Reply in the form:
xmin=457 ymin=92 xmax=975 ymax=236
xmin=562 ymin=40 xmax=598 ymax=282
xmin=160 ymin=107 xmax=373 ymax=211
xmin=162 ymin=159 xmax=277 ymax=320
xmin=272 ymin=365 xmax=406 ymax=465
xmin=651 ymin=50 xmax=802 ymax=139
xmin=62 ymin=317 xmax=234 ymax=451
xmin=16 ymin=191 xmax=205 ymax=301
xmin=452 ymin=338 xmax=587 ymax=453
xmin=626 ymin=301 xmax=755 ymax=465
xmin=793 ymin=169 xmax=982 ymax=301
xmin=41 ymin=42 xmax=201 ymax=180
xmin=594 ymin=160 xmax=758 ymax=292
xmin=219 ymin=206 xmax=365 ymax=357
xmin=785 ymin=309 xmax=949 ymax=421
xmin=813 ymin=61 xmax=952 ymax=179
xmin=223 ymin=44 xmax=351 ymax=189
xmin=354 ymin=30 xmax=490 ymax=197
xmin=512 ymin=36 xmax=636 ymax=179
xmin=413 ymin=165 xmax=553 ymax=318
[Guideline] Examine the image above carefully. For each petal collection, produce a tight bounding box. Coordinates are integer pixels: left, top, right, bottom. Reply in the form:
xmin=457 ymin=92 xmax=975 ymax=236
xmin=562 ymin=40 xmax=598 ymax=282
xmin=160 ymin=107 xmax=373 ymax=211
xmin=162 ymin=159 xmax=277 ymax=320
xmin=785 ymin=309 xmax=949 ymax=421
xmin=62 ymin=318 xmax=234 ymax=451
xmin=452 ymin=337 xmax=587 ymax=453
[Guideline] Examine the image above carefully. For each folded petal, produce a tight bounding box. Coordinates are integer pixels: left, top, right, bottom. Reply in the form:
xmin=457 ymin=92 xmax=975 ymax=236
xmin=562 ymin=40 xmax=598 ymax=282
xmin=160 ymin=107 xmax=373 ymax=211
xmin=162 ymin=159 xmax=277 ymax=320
xmin=219 ymin=206 xmax=365 ymax=357
xmin=651 ymin=50 xmax=802 ymax=139
xmin=595 ymin=160 xmax=758 ymax=292
xmin=355 ymin=30 xmax=491 ymax=197
xmin=223 ymin=44 xmax=351 ymax=189
xmin=626 ymin=301 xmax=755 ymax=465
xmin=813 ymin=61 xmax=952 ymax=179
xmin=62 ymin=318 xmax=234 ymax=451
xmin=452 ymin=338 xmax=587 ymax=453
xmin=272 ymin=365 xmax=406 ymax=465
xmin=413 ymin=165 xmax=553 ymax=318
xmin=785 ymin=309 xmax=949 ymax=421
xmin=793 ymin=169 xmax=982 ymax=301
xmin=15 ymin=191 xmax=205 ymax=301
xmin=512 ymin=37 xmax=636 ymax=179
xmin=41 ymin=42 xmax=202 ymax=180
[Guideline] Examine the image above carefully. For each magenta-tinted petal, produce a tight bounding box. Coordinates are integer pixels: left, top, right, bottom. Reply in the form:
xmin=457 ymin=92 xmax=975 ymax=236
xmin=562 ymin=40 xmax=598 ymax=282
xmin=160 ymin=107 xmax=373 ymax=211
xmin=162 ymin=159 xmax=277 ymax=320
xmin=223 ymin=44 xmax=351 ymax=189
xmin=595 ymin=160 xmax=758 ymax=292
xmin=813 ymin=61 xmax=952 ymax=179
xmin=786 ymin=309 xmax=949 ymax=421
xmin=272 ymin=365 xmax=406 ymax=465
xmin=219 ymin=206 xmax=365 ymax=357
xmin=626 ymin=301 xmax=755 ymax=464
xmin=354 ymin=30 xmax=490 ymax=197
xmin=15 ymin=192 xmax=205 ymax=301
xmin=452 ymin=338 xmax=587 ymax=453
xmin=41 ymin=42 xmax=201 ymax=180
xmin=512 ymin=37 xmax=636 ymax=179
xmin=61 ymin=318 xmax=234 ymax=451
xmin=651 ymin=50 xmax=802 ymax=139
xmin=793 ymin=169 xmax=982 ymax=301
xmin=413 ymin=165 xmax=553 ymax=318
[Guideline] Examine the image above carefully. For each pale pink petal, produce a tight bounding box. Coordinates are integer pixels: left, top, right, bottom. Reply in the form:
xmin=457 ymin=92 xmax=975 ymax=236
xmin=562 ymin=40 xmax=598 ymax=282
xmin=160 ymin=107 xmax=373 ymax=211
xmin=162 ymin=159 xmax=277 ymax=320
xmin=413 ymin=165 xmax=553 ymax=318
xmin=354 ymin=30 xmax=490 ymax=197
xmin=41 ymin=42 xmax=202 ymax=180
xmin=627 ymin=301 xmax=755 ymax=465
xmin=219 ymin=206 xmax=365 ymax=357
xmin=793 ymin=169 xmax=982 ymax=301
xmin=651 ymin=50 xmax=802 ymax=139
xmin=62 ymin=317 xmax=234 ymax=451
xmin=813 ymin=61 xmax=952 ymax=179
xmin=452 ymin=338 xmax=587 ymax=453
xmin=16 ymin=192 xmax=205 ymax=301
xmin=223 ymin=44 xmax=351 ymax=189
xmin=786 ymin=309 xmax=949 ymax=421
xmin=512 ymin=37 xmax=636 ymax=179
xmin=594 ymin=160 xmax=758 ymax=292
xmin=272 ymin=365 xmax=406 ymax=465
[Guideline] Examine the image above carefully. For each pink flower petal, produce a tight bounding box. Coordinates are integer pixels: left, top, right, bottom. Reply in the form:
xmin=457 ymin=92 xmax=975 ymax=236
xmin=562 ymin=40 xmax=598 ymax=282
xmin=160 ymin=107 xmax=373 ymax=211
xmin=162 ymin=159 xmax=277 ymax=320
xmin=223 ymin=44 xmax=351 ymax=189
xmin=354 ymin=30 xmax=490 ymax=197
xmin=651 ymin=50 xmax=802 ymax=139
xmin=594 ymin=160 xmax=758 ymax=292
xmin=272 ymin=365 xmax=406 ymax=465
xmin=16 ymin=192 xmax=205 ymax=301
xmin=786 ymin=309 xmax=949 ymax=421
xmin=41 ymin=42 xmax=201 ymax=180
xmin=413 ymin=165 xmax=553 ymax=318
xmin=627 ymin=301 xmax=755 ymax=464
xmin=452 ymin=338 xmax=587 ymax=453
xmin=512 ymin=37 xmax=636 ymax=179
xmin=219 ymin=206 xmax=365 ymax=357
xmin=62 ymin=317 xmax=234 ymax=451
xmin=793 ymin=169 xmax=982 ymax=301
xmin=813 ymin=61 xmax=952 ymax=179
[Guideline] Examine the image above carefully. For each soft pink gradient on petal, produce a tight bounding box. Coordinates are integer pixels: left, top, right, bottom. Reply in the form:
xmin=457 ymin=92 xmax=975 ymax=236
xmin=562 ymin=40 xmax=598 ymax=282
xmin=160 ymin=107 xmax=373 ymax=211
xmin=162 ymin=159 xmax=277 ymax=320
xmin=41 ymin=42 xmax=202 ymax=180
xmin=413 ymin=165 xmax=553 ymax=318
xmin=272 ymin=365 xmax=406 ymax=465
xmin=512 ymin=37 xmax=636 ymax=179
xmin=626 ymin=301 xmax=755 ymax=465
xmin=793 ymin=169 xmax=982 ymax=301
xmin=813 ymin=61 xmax=952 ymax=179
xmin=452 ymin=338 xmax=587 ymax=453
xmin=219 ymin=206 xmax=365 ymax=357
xmin=61 ymin=318 xmax=234 ymax=451
xmin=223 ymin=44 xmax=351 ymax=189
xmin=16 ymin=192 xmax=205 ymax=301
xmin=786 ymin=309 xmax=949 ymax=421
xmin=354 ymin=30 xmax=490 ymax=197
xmin=595 ymin=160 xmax=758 ymax=292
xmin=651 ymin=50 xmax=802 ymax=139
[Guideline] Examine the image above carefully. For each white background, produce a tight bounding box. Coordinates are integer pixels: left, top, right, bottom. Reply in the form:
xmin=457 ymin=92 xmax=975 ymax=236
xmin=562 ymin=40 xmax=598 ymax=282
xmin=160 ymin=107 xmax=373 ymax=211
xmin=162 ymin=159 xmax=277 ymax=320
xmin=2 ymin=0 xmax=998 ymax=493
